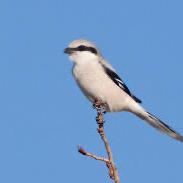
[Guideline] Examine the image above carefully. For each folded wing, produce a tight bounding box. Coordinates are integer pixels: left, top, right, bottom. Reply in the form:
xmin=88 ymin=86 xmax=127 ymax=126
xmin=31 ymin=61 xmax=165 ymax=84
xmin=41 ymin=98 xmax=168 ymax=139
xmin=103 ymin=65 xmax=142 ymax=103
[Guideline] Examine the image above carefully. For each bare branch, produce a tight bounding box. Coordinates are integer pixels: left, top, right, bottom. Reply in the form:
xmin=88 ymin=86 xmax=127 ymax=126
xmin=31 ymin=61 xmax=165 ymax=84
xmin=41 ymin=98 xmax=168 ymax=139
xmin=96 ymin=108 xmax=120 ymax=183
xmin=78 ymin=102 xmax=121 ymax=183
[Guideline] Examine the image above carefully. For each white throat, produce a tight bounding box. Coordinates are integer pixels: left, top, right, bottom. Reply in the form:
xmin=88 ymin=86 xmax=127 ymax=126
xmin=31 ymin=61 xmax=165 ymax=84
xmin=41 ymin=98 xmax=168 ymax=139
xmin=69 ymin=51 xmax=98 ymax=66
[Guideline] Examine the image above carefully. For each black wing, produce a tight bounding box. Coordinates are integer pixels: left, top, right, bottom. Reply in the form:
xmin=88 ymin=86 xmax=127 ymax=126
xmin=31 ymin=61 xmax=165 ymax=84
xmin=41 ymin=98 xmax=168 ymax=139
xmin=103 ymin=66 xmax=142 ymax=103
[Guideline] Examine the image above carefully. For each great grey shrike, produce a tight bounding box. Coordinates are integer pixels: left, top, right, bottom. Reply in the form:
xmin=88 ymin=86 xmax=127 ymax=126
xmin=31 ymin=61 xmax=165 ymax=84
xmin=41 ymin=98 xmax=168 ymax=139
xmin=64 ymin=39 xmax=183 ymax=142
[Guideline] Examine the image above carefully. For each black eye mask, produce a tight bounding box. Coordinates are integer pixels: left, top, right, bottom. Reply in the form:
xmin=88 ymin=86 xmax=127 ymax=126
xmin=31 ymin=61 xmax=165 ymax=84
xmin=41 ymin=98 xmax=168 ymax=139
xmin=75 ymin=45 xmax=98 ymax=54
xmin=64 ymin=45 xmax=98 ymax=55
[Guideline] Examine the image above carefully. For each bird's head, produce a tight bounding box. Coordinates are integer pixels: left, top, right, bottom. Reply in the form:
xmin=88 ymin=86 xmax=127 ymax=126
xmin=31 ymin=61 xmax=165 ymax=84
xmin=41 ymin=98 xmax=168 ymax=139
xmin=64 ymin=39 xmax=101 ymax=64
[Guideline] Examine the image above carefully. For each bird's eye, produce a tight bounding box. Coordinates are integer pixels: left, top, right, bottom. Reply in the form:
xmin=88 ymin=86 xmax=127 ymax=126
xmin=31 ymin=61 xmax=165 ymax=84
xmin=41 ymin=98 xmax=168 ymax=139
xmin=77 ymin=45 xmax=86 ymax=51
xmin=76 ymin=45 xmax=98 ymax=54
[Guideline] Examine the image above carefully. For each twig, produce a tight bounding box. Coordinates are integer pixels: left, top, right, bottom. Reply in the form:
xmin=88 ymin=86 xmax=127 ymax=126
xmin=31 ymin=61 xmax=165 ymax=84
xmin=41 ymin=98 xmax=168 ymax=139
xmin=78 ymin=102 xmax=121 ymax=183
xmin=78 ymin=146 xmax=109 ymax=163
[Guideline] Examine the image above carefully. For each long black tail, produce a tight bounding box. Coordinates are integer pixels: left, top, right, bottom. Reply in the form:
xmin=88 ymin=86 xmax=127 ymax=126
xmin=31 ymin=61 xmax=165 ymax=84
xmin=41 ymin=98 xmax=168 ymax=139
xmin=144 ymin=111 xmax=183 ymax=142
xmin=128 ymin=100 xmax=183 ymax=142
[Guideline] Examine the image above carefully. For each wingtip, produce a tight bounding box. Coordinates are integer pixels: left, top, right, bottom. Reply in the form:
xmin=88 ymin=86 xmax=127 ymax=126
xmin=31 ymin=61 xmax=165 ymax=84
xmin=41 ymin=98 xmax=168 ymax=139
xmin=132 ymin=95 xmax=142 ymax=103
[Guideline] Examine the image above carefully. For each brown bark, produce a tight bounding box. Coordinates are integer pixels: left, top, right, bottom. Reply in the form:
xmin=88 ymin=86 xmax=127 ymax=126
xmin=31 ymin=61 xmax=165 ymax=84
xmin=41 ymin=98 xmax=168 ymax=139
xmin=78 ymin=103 xmax=120 ymax=183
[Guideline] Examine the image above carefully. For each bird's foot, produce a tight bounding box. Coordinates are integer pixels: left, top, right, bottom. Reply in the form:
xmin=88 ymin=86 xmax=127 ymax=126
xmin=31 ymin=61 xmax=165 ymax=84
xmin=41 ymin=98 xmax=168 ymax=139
xmin=93 ymin=100 xmax=106 ymax=114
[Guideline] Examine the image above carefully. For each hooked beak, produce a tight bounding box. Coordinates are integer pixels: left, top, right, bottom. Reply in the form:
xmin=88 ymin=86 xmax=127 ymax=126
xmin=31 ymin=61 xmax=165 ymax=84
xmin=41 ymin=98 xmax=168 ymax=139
xmin=64 ymin=47 xmax=74 ymax=54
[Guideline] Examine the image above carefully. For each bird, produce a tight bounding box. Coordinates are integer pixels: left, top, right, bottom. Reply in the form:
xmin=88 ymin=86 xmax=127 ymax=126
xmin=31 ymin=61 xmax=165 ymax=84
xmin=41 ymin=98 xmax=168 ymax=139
xmin=64 ymin=39 xmax=183 ymax=142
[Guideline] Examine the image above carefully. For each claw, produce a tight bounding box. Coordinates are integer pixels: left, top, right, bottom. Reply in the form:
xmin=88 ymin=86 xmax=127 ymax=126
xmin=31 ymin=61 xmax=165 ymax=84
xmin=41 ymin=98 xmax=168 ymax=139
xmin=93 ymin=100 xmax=107 ymax=113
xmin=93 ymin=103 xmax=101 ymax=110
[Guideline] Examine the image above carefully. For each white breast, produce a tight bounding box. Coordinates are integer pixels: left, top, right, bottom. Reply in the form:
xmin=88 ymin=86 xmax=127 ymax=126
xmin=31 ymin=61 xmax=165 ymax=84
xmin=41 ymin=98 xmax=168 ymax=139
xmin=72 ymin=58 xmax=130 ymax=112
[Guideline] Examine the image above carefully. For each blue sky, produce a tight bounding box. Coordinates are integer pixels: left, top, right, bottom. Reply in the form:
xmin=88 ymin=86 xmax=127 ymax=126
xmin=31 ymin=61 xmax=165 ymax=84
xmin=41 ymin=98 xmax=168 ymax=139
xmin=0 ymin=0 xmax=183 ymax=182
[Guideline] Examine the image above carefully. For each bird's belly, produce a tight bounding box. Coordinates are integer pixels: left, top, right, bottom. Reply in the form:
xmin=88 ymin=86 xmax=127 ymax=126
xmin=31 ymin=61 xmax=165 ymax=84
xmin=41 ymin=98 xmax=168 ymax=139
xmin=75 ymin=71 xmax=107 ymax=102
xmin=73 ymin=65 xmax=129 ymax=112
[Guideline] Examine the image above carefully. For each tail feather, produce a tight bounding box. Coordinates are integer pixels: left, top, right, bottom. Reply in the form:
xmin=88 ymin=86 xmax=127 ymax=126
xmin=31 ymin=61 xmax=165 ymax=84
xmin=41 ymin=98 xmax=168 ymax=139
xmin=145 ymin=112 xmax=183 ymax=142
xmin=134 ymin=108 xmax=183 ymax=142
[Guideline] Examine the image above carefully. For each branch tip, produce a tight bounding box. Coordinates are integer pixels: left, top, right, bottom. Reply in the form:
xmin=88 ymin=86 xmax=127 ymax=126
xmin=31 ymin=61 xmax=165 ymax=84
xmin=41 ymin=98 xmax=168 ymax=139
xmin=78 ymin=146 xmax=87 ymax=156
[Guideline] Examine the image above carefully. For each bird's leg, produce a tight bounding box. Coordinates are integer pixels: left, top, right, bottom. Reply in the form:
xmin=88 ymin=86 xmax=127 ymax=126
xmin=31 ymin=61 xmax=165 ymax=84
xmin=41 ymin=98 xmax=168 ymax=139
xmin=93 ymin=99 xmax=106 ymax=114
xmin=93 ymin=99 xmax=101 ymax=111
